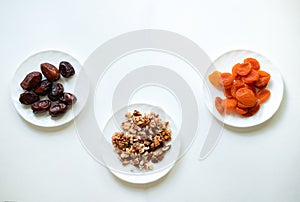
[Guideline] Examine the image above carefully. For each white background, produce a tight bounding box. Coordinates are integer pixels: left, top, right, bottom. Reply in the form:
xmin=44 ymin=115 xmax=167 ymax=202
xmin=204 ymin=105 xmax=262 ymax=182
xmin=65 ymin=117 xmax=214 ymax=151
xmin=1 ymin=0 xmax=300 ymax=201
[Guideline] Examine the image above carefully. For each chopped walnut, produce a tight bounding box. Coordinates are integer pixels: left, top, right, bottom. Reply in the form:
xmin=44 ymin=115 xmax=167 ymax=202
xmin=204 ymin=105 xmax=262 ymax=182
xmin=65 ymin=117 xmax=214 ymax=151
xmin=161 ymin=128 xmax=172 ymax=141
xmin=112 ymin=132 xmax=128 ymax=151
xmin=111 ymin=110 xmax=172 ymax=171
xmin=151 ymin=135 xmax=163 ymax=150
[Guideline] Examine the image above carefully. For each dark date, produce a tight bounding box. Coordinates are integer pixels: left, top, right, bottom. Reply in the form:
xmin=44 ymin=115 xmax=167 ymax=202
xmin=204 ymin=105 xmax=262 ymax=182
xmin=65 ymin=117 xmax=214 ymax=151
xmin=31 ymin=100 xmax=51 ymax=113
xmin=59 ymin=61 xmax=75 ymax=78
xmin=34 ymin=79 xmax=52 ymax=96
xmin=49 ymin=102 xmax=67 ymax=117
xmin=19 ymin=91 xmax=40 ymax=105
xmin=48 ymin=83 xmax=64 ymax=101
xmin=20 ymin=71 xmax=42 ymax=90
xmin=41 ymin=63 xmax=60 ymax=81
xmin=59 ymin=92 xmax=77 ymax=105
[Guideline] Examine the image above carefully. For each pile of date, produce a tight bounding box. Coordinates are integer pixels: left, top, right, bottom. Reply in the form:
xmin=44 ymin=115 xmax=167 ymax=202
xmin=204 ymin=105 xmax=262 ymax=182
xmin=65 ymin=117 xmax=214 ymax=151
xmin=19 ymin=61 xmax=77 ymax=117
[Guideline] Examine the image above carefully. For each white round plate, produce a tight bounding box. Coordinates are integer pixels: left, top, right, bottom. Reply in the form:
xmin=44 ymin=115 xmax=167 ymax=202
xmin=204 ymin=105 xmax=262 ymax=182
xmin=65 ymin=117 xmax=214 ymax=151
xmin=102 ymin=104 xmax=180 ymax=184
xmin=10 ymin=50 xmax=89 ymax=127
xmin=203 ymin=50 xmax=284 ymax=128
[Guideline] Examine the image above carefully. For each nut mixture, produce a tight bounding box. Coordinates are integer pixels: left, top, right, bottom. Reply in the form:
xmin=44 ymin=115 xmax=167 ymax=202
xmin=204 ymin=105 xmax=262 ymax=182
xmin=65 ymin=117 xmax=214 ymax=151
xmin=112 ymin=110 xmax=172 ymax=171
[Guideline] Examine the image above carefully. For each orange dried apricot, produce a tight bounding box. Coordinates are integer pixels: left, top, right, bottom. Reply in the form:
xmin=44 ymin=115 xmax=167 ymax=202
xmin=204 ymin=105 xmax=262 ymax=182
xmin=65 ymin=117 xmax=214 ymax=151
xmin=237 ymin=101 xmax=250 ymax=109
xmin=235 ymin=87 xmax=257 ymax=107
xmin=232 ymin=63 xmax=240 ymax=79
xmin=224 ymin=98 xmax=237 ymax=113
xmin=224 ymin=88 xmax=233 ymax=99
xmin=208 ymin=71 xmax=222 ymax=89
xmin=245 ymin=83 xmax=257 ymax=95
xmin=230 ymin=85 xmax=237 ymax=98
xmin=256 ymin=88 xmax=270 ymax=103
xmin=219 ymin=72 xmax=234 ymax=87
xmin=215 ymin=96 xmax=224 ymax=115
xmin=235 ymin=106 xmax=248 ymax=115
xmin=242 ymin=69 xmax=259 ymax=84
xmin=249 ymin=102 xmax=260 ymax=115
xmin=236 ymin=62 xmax=252 ymax=76
xmin=255 ymin=70 xmax=271 ymax=88
xmin=230 ymin=80 xmax=245 ymax=98
xmin=244 ymin=58 xmax=260 ymax=70
xmin=234 ymin=80 xmax=245 ymax=88
xmin=243 ymin=102 xmax=261 ymax=117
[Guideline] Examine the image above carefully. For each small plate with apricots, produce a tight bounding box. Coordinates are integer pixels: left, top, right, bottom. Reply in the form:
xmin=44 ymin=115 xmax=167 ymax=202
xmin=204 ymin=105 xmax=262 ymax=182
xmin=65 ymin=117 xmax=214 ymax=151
xmin=203 ymin=50 xmax=284 ymax=128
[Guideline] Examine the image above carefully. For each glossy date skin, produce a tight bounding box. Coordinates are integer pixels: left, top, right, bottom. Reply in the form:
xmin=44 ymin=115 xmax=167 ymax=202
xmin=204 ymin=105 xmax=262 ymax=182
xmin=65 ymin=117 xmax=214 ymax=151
xmin=34 ymin=79 xmax=52 ymax=96
xmin=41 ymin=63 xmax=60 ymax=81
xmin=20 ymin=71 xmax=42 ymax=90
xmin=31 ymin=100 xmax=51 ymax=113
xmin=48 ymin=83 xmax=64 ymax=101
xmin=59 ymin=61 xmax=75 ymax=78
xmin=49 ymin=102 xmax=67 ymax=117
xmin=19 ymin=91 xmax=40 ymax=105
xmin=59 ymin=92 xmax=77 ymax=105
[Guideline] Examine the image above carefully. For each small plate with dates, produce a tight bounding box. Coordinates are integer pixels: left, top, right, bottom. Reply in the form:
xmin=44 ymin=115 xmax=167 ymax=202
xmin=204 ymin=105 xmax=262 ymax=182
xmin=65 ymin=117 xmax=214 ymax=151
xmin=10 ymin=50 xmax=89 ymax=127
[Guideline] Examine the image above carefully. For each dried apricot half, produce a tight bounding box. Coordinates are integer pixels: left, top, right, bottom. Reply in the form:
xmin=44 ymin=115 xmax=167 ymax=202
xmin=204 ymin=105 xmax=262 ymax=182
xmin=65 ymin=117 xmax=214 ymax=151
xmin=215 ymin=96 xmax=225 ymax=115
xmin=219 ymin=72 xmax=234 ymax=87
xmin=224 ymin=88 xmax=233 ymax=99
xmin=208 ymin=71 xmax=222 ymax=89
xmin=255 ymin=70 xmax=271 ymax=88
xmin=235 ymin=106 xmax=248 ymax=115
xmin=236 ymin=62 xmax=252 ymax=76
xmin=242 ymin=102 xmax=261 ymax=117
xmin=235 ymin=87 xmax=257 ymax=107
xmin=244 ymin=58 xmax=260 ymax=70
xmin=242 ymin=69 xmax=259 ymax=84
xmin=256 ymin=88 xmax=271 ymax=103
xmin=224 ymin=98 xmax=237 ymax=114
xmin=232 ymin=63 xmax=240 ymax=79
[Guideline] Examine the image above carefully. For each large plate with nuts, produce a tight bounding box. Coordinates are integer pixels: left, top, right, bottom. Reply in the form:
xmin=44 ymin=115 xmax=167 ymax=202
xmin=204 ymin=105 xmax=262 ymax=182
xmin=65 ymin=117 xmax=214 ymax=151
xmin=203 ymin=50 xmax=284 ymax=128
xmin=10 ymin=50 xmax=89 ymax=127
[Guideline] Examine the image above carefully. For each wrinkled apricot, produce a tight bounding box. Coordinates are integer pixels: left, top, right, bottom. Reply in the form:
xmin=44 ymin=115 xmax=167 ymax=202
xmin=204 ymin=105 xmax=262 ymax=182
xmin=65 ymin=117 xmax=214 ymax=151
xmin=245 ymin=84 xmax=257 ymax=95
xmin=255 ymin=70 xmax=271 ymax=88
xmin=215 ymin=97 xmax=225 ymax=115
xmin=232 ymin=63 xmax=240 ymax=79
xmin=230 ymin=80 xmax=244 ymax=98
xmin=237 ymin=101 xmax=250 ymax=109
xmin=236 ymin=87 xmax=257 ymax=107
xmin=234 ymin=80 xmax=245 ymax=88
xmin=208 ymin=71 xmax=222 ymax=89
xmin=244 ymin=58 xmax=260 ymax=70
xmin=242 ymin=69 xmax=259 ymax=84
xmin=219 ymin=72 xmax=234 ymax=87
xmin=224 ymin=98 xmax=237 ymax=113
xmin=235 ymin=106 xmax=248 ymax=115
xmin=248 ymin=102 xmax=260 ymax=115
xmin=256 ymin=88 xmax=270 ymax=103
xmin=237 ymin=62 xmax=252 ymax=76
xmin=230 ymin=85 xmax=237 ymax=98
xmin=242 ymin=102 xmax=261 ymax=117
xmin=224 ymin=88 xmax=233 ymax=99
xmin=258 ymin=70 xmax=270 ymax=77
